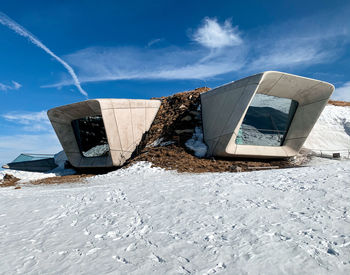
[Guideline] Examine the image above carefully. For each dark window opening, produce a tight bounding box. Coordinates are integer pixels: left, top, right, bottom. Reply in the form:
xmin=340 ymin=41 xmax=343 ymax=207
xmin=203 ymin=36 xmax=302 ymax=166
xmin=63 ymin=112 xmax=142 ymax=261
xmin=236 ymin=94 xmax=298 ymax=146
xmin=71 ymin=115 xmax=110 ymax=157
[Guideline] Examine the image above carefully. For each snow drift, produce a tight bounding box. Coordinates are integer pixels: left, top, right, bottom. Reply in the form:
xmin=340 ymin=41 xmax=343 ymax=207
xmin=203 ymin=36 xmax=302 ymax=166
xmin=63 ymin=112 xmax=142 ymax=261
xmin=304 ymin=104 xmax=350 ymax=157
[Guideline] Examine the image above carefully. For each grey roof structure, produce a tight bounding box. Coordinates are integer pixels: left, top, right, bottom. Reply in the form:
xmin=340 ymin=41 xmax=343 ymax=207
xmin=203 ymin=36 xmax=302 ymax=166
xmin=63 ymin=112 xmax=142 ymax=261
xmin=2 ymin=154 xmax=57 ymax=172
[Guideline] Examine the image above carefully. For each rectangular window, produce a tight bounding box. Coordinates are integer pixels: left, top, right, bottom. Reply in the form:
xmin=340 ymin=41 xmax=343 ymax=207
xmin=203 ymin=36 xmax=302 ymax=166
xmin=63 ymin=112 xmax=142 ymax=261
xmin=71 ymin=115 xmax=110 ymax=157
xmin=236 ymin=94 xmax=298 ymax=146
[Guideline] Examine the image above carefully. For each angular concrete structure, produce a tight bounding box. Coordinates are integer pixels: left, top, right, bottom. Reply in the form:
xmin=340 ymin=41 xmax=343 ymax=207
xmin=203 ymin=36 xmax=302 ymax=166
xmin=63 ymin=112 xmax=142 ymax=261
xmin=2 ymin=154 xmax=57 ymax=172
xmin=48 ymin=99 xmax=161 ymax=168
xmin=201 ymin=71 xmax=334 ymax=158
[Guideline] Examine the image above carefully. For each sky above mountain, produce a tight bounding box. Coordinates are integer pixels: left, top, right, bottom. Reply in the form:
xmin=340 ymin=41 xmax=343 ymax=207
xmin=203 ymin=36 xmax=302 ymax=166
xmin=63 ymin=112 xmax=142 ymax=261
xmin=0 ymin=0 xmax=349 ymax=164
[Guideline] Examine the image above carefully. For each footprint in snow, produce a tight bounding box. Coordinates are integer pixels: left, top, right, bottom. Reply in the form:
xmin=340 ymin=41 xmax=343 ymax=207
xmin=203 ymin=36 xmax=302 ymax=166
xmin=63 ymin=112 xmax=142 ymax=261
xmin=112 ymin=255 xmax=130 ymax=264
xmin=94 ymin=234 xmax=105 ymax=240
xmin=327 ymin=247 xmax=339 ymax=256
xmin=106 ymin=231 xmax=118 ymax=238
xmin=86 ymin=248 xmax=101 ymax=256
xmin=126 ymin=243 xmax=137 ymax=251
xmin=140 ymin=225 xmax=150 ymax=235
xmin=177 ymin=256 xmax=190 ymax=264
xmin=205 ymin=262 xmax=226 ymax=274
xmin=179 ymin=265 xmax=191 ymax=274
xmin=150 ymin=253 xmax=165 ymax=263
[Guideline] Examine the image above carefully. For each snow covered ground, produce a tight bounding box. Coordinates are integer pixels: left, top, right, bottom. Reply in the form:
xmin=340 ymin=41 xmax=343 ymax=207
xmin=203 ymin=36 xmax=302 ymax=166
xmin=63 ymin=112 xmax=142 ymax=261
xmin=304 ymin=105 xmax=350 ymax=157
xmin=1 ymin=161 xmax=349 ymax=275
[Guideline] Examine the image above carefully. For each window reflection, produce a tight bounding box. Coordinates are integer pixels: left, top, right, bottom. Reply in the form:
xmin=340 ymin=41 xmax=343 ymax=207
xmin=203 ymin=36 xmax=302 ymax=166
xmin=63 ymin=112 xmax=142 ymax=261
xmin=71 ymin=115 xmax=110 ymax=157
xmin=236 ymin=94 xmax=298 ymax=146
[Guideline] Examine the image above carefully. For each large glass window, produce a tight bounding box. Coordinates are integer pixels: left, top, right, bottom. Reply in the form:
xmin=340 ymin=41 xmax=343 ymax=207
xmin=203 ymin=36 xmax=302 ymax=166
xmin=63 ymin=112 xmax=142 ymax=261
xmin=235 ymin=94 xmax=298 ymax=146
xmin=71 ymin=115 xmax=110 ymax=157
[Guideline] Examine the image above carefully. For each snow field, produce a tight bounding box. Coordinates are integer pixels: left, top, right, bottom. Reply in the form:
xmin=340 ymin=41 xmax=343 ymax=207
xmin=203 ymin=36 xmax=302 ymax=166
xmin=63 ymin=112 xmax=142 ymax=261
xmin=0 ymin=161 xmax=349 ymax=275
xmin=304 ymin=105 xmax=350 ymax=156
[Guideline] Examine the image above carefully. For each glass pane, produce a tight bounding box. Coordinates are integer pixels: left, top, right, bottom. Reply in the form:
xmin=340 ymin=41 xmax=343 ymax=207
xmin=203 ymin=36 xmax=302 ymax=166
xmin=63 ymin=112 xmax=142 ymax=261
xmin=236 ymin=94 xmax=298 ymax=146
xmin=12 ymin=154 xmax=53 ymax=162
xmin=71 ymin=115 xmax=110 ymax=157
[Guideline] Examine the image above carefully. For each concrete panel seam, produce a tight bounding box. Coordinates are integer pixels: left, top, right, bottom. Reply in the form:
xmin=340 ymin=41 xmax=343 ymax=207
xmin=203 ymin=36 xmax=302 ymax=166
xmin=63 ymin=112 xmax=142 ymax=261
xmin=110 ymin=149 xmax=133 ymax=153
xmin=101 ymin=106 xmax=160 ymax=110
xmin=263 ymin=73 xmax=283 ymax=95
xmin=280 ymin=146 xmax=290 ymax=156
xmin=300 ymin=97 xmax=331 ymax=107
xmin=111 ymin=108 xmax=124 ymax=155
xmin=144 ymin=102 xmax=147 ymax=133
xmin=284 ymin=136 xmax=308 ymax=141
xmin=128 ymin=100 xmax=135 ymax=148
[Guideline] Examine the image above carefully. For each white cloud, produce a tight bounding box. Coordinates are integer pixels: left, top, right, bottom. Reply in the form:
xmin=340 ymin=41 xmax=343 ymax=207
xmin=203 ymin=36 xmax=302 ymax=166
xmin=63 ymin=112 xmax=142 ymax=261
xmin=43 ymin=11 xmax=349 ymax=89
xmin=332 ymin=82 xmax=350 ymax=101
xmin=246 ymin=9 xmax=350 ymax=72
xmin=2 ymin=110 xmax=51 ymax=132
xmin=12 ymin=81 xmax=21 ymax=89
xmin=0 ymin=80 xmax=22 ymax=91
xmin=0 ymin=111 xmax=59 ymax=164
xmin=192 ymin=17 xmax=242 ymax=48
xmin=42 ymin=46 xmax=246 ymax=88
xmin=147 ymin=38 xmax=163 ymax=47
xmin=0 ymin=110 xmax=59 ymax=165
xmin=0 ymin=12 xmax=87 ymax=97
xmin=249 ymin=39 xmax=335 ymax=72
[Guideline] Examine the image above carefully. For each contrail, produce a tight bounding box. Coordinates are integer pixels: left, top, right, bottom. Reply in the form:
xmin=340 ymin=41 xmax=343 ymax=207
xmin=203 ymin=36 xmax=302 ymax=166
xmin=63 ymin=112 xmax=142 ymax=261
xmin=0 ymin=12 xmax=88 ymax=97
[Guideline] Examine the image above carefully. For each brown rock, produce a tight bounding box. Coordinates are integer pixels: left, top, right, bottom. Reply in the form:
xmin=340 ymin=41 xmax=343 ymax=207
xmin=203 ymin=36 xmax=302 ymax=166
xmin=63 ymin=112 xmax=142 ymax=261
xmin=189 ymin=111 xmax=200 ymax=116
xmin=3 ymin=174 xmax=19 ymax=181
xmin=0 ymin=173 xmax=20 ymax=188
xmin=230 ymin=165 xmax=243 ymax=172
xmin=175 ymin=129 xmax=194 ymax=134
xmin=181 ymin=115 xmax=192 ymax=122
xmin=125 ymin=87 xmax=299 ymax=173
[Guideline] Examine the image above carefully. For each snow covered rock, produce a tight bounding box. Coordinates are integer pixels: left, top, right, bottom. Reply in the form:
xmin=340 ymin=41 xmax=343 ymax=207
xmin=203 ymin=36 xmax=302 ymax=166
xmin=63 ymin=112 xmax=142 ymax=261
xmin=185 ymin=126 xmax=208 ymax=157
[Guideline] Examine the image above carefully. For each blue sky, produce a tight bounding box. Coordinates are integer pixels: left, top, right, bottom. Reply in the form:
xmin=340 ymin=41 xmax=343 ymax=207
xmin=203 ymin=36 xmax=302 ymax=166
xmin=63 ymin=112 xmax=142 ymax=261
xmin=0 ymin=0 xmax=350 ymax=165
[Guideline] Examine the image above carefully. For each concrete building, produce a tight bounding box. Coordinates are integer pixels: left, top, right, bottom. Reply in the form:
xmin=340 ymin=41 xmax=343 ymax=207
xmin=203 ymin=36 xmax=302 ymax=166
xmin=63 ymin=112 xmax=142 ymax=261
xmin=48 ymin=99 xmax=161 ymax=168
xmin=47 ymin=71 xmax=333 ymax=169
xmin=201 ymin=71 xmax=334 ymax=158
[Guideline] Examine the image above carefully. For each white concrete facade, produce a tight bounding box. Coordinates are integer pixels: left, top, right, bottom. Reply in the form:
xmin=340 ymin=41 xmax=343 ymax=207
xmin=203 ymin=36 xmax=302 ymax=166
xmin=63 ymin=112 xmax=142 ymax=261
xmin=201 ymin=71 xmax=334 ymax=158
xmin=48 ymin=99 xmax=160 ymax=168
